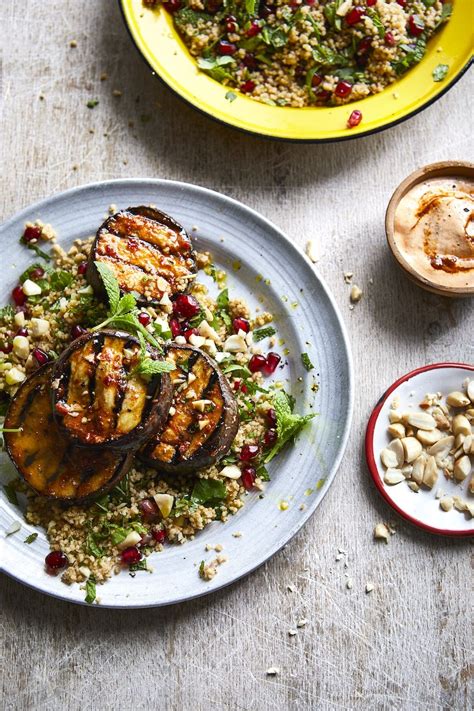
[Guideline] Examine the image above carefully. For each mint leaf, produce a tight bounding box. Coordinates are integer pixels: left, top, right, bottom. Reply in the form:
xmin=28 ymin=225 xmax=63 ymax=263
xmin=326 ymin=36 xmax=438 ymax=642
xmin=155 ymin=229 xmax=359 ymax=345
xmin=245 ymin=0 xmax=258 ymax=15
xmin=133 ymin=358 xmax=175 ymax=378
xmin=216 ymin=287 xmax=229 ymax=310
xmin=253 ymin=326 xmax=276 ymax=342
xmin=85 ymin=578 xmax=97 ymax=604
xmin=432 ymin=63 xmax=449 ymax=82
xmin=0 ymin=305 xmax=15 ymax=321
xmin=50 ymin=270 xmax=74 ymax=291
xmin=264 ymin=391 xmax=315 ymax=463
xmin=301 ymin=353 xmax=314 ymax=371
xmin=191 ymin=479 xmax=226 ymax=505
xmin=94 ymin=261 xmax=120 ymax=313
xmin=115 ymin=293 xmax=137 ymax=315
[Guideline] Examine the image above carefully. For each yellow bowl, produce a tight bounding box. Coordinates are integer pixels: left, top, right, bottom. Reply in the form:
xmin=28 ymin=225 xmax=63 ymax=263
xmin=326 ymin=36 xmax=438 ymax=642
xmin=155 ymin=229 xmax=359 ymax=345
xmin=119 ymin=0 xmax=473 ymax=142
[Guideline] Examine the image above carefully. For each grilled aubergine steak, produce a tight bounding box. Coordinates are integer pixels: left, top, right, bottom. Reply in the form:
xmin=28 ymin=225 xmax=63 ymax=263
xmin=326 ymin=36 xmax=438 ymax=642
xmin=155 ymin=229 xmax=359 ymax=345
xmin=87 ymin=206 xmax=197 ymax=308
xmin=140 ymin=344 xmax=239 ymax=474
xmin=4 ymin=364 xmax=133 ymax=503
xmin=51 ymin=330 xmax=173 ymax=449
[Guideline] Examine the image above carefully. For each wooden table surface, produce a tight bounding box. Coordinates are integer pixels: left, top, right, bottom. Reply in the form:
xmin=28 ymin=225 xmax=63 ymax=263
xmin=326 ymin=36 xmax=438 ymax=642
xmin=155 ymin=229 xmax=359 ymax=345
xmin=1 ymin=2 xmax=472 ymax=709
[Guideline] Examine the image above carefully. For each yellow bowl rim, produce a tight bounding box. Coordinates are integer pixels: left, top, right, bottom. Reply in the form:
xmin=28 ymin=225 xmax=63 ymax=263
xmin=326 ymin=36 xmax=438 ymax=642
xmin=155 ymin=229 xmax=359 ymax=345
xmin=118 ymin=0 xmax=473 ymax=143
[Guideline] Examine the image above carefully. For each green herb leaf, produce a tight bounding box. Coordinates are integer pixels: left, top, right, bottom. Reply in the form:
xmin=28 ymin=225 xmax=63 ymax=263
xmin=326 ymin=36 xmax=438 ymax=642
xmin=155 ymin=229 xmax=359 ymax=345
xmin=0 ymin=305 xmax=14 ymax=322
xmin=25 ymin=243 xmax=52 ymax=261
xmin=86 ymin=99 xmax=99 ymax=109
xmin=432 ymin=63 xmax=449 ymax=82
xmin=216 ymin=287 xmax=229 ymax=310
xmin=264 ymin=391 xmax=315 ymax=463
xmin=245 ymin=0 xmax=258 ymax=15
xmin=199 ymin=560 xmax=206 ymax=578
xmin=440 ymin=2 xmax=452 ymax=21
xmin=191 ymin=479 xmax=227 ymax=506
xmin=85 ymin=578 xmax=97 ymax=604
xmin=301 ymin=353 xmax=314 ymax=371
xmin=366 ymin=9 xmax=385 ymax=39
xmin=133 ymin=357 xmax=175 ymax=378
xmin=50 ymin=270 xmax=74 ymax=291
xmin=86 ymin=534 xmax=104 ymax=558
xmin=94 ymin=261 xmax=121 ymax=313
xmin=4 ymin=482 xmax=18 ymax=505
xmin=253 ymin=325 xmax=276 ymax=342
xmin=24 ymin=532 xmax=38 ymax=544
xmin=129 ymin=559 xmax=148 ymax=572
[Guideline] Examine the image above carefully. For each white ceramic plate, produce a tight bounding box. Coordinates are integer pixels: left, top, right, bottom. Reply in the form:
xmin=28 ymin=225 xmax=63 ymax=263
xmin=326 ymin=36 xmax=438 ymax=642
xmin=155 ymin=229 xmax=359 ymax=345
xmin=366 ymin=363 xmax=474 ymax=537
xmin=0 ymin=179 xmax=353 ymax=607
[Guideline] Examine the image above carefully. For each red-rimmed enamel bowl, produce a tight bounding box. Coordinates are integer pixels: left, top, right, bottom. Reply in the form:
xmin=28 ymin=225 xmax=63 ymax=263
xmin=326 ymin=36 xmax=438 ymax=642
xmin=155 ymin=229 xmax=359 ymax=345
xmin=366 ymin=363 xmax=474 ymax=537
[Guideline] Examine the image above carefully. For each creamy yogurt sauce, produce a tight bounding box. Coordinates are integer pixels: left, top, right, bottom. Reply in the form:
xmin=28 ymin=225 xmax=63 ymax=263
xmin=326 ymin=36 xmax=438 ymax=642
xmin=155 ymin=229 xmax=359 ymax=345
xmin=393 ymin=177 xmax=474 ymax=289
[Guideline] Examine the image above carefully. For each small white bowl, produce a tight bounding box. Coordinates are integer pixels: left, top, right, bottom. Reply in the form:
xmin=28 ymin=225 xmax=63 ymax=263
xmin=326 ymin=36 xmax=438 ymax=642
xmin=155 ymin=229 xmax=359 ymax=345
xmin=365 ymin=363 xmax=474 ymax=537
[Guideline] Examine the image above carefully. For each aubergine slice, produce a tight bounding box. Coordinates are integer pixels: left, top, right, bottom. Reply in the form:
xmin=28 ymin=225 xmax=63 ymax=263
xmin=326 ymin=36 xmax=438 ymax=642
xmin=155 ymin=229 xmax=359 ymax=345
xmin=87 ymin=206 xmax=197 ymax=307
xmin=51 ymin=330 xmax=173 ymax=449
xmin=140 ymin=344 xmax=239 ymax=474
xmin=3 ymin=364 xmax=133 ymax=503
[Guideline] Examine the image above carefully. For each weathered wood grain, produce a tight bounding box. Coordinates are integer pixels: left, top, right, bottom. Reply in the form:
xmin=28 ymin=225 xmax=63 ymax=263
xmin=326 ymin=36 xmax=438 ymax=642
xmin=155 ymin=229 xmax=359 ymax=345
xmin=0 ymin=1 xmax=472 ymax=710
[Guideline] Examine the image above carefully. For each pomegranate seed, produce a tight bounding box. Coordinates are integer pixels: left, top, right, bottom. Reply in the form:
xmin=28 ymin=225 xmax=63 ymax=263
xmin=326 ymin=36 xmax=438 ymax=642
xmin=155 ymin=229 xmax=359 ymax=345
xmin=45 ymin=551 xmax=68 ymax=569
xmin=172 ymin=294 xmax=200 ymax=318
xmin=121 ymin=546 xmax=142 ymax=565
xmin=233 ymin=317 xmax=250 ymax=333
xmin=408 ymin=14 xmax=424 ymax=36
xmin=240 ymin=80 xmax=256 ymax=94
xmin=138 ymin=312 xmax=151 ymax=326
xmin=170 ymin=317 xmax=182 ymax=338
xmin=335 ymin=81 xmax=352 ymax=98
xmin=347 ymin=110 xmax=363 ymax=128
xmin=306 ymin=0 xmax=315 ymax=5
xmin=22 ymin=225 xmax=42 ymax=243
xmin=266 ymin=408 xmax=277 ymax=427
xmin=246 ymin=20 xmax=261 ymax=37
xmin=139 ymin=498 xmax=160 ymax=521
xmin=242 ymin=53 xmax=258 ymax=69
xmin=240 ymin=444 xmax=260 ymax=461
xmin=241 ymin=466 xmax=256 ymax=490
xmin=396 ymin=0 xmax=407 ymax=6
xmin=225 ymin=15 xmax=238 ymax=32
xmin=152 ymin=529 xmax=166 ymax=544
xmin=345 ymin=7 xmax=365 ymax=25
xmin=357 ymin=36 xmax=372 ymax=55
xmin=78 ymin=261 xmax=88 ymax=275
xmin=32 ymin=348 xmax=50 ymax=365
xmin=263 ymin=352 xmax=281 ymax=375
xmin=385 ymin=31 xmax=396 ymax=46
xmin=217 ymin=40 xmax=237 ymax=55
xmin=183 ymin=327 xmax=198 ymax=341
xmin=248 ymin=354 xmax=267 ymax=373
xmin=30 ymin=267 xmax=45 ymax=280
xmin=311 ymin=73 xmax=322 ymax=88
xmin=0 ymin=343 xmax=13 ymax=354
xmin=315 ymin=89 xmax=331 ymax=102
xmin=16 ymin=327 xmax=28 ymax=337
xmin=264 ymin=428 xmax=278 ymax=447
xmin=104 ymin=245 xmax=116 ymax=257
xmin=233 ymin=379 xmax=242 ymax=391
xmin=12 ymin=285 xmax=26 ymax=306
xmin=71 ymin=324 xmax=87 ymax=340
xmin=162 ymin=0 xmax=181 ymax=11
xmin=366 ymin=0 xmax=376 ymax=5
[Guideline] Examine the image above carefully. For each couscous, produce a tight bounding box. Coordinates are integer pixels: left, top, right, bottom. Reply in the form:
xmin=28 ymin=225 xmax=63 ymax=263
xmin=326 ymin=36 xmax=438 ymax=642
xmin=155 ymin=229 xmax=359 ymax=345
xmin=1 ymin=209 xmax=316 ymax=603
xmin=150 ymin=0 xmax=452 ymax=108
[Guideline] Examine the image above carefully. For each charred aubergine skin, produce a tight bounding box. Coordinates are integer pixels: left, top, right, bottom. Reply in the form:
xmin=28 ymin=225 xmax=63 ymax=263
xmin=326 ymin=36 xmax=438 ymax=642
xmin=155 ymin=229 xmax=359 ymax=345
xmin=87 ymin=206 xmax=197 ymax=308
xmin=140 ymin=344 xmax=239 ymax=474
xmin=4 ymin=364 xmax=133 ymax=503
xmin=51 ymin=330 xmax=173 ymax=450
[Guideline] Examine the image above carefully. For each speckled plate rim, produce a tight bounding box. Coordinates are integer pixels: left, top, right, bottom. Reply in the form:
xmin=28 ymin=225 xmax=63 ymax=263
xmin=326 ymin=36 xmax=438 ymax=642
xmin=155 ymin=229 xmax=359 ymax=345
xmin=365 ymin=362 xmax=474 ymax=538
xmin=0 ymin=178 xmax=354 ymax=608
xmin=118 ymin=0 xmax=474 ymax=143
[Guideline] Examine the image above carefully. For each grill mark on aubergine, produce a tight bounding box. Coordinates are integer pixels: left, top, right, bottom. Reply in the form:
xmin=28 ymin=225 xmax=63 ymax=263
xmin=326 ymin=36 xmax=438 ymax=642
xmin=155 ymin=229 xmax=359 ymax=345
xmin=97 ymin=230 xmax=193 ymax=281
